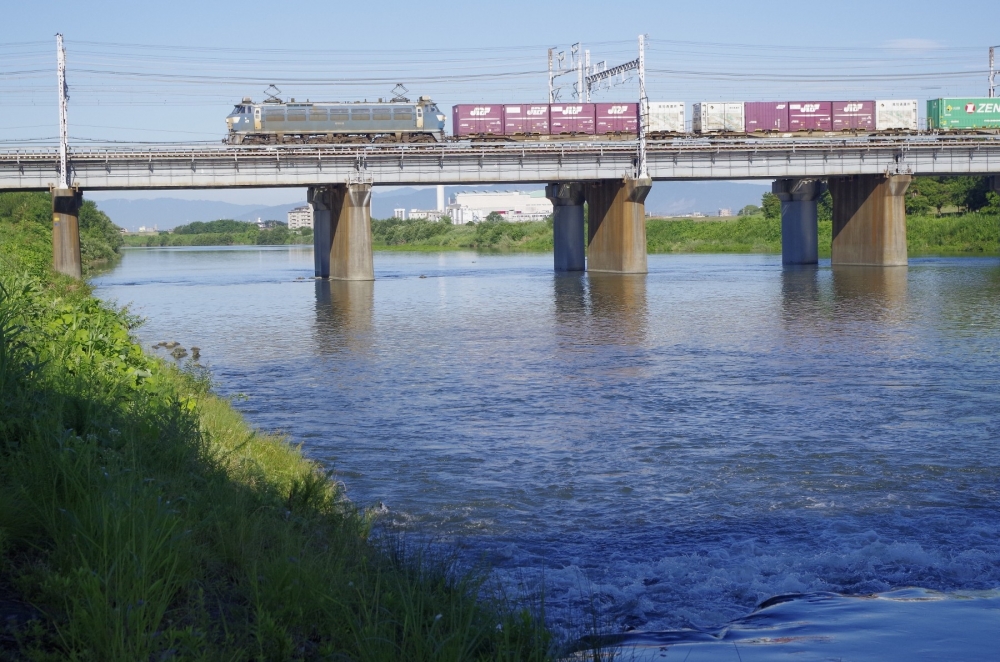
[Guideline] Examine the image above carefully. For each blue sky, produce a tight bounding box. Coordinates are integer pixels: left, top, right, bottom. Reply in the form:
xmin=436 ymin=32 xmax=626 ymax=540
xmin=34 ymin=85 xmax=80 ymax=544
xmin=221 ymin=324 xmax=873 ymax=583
xmin=2 ymin=0 xmax=997 ymax=203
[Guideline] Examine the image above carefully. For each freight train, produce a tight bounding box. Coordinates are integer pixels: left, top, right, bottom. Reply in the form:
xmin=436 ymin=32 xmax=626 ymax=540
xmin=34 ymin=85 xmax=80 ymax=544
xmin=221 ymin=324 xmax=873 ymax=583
xmin=225 ymin=96 xmax=447 ymax=145
xmin=226 ymin=96 xmax=1000 ymax=144
xmin=453 ymin=99 xmax=1000 ymax=139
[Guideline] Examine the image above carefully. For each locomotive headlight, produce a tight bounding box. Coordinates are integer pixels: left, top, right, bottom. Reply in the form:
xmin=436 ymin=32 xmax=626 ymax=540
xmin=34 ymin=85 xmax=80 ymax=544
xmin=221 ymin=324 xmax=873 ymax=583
xmin=437 ymin=114 xmax=446 ymax=122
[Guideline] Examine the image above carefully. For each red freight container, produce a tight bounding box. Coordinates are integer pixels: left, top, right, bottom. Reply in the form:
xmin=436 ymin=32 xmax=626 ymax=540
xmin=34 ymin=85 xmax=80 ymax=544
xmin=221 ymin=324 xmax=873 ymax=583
xmin=595 ymin=102 xmax=638 ymax=134
xmin=550 ymin=103 xmax=596 ymax=134
xmin=831 ymin=100 xmax=875 ymax=131
xmin=452 ymin=104 xmax=502 ymax=137
xmin=788 ymin=101 xmax=832 ymax=131
xmin=503 ymin=104 xmax=550 ymax=135
xmin=744 ymin=102 xmax=789 ymax=132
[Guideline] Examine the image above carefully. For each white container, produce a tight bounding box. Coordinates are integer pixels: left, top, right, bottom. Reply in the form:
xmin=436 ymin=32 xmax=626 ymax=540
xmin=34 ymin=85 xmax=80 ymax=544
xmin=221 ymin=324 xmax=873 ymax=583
xmin=692 ymin=102 xmax=745 ymax=133
xmin=647 ymin=102 xmax=686 ymax=134
xmin=875 ymin=99 xmax=918 ymax=131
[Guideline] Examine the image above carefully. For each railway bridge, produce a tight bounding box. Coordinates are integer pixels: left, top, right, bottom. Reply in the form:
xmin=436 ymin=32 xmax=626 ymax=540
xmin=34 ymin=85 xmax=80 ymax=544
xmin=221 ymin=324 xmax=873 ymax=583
xmin=2 ymin=136 xmax=999 ymax=279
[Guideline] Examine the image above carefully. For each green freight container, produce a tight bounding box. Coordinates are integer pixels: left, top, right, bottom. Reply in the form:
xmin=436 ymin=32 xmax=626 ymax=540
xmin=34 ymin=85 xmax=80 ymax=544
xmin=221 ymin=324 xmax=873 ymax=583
xmin=927 ymin=98 xmax=1000 ymax=130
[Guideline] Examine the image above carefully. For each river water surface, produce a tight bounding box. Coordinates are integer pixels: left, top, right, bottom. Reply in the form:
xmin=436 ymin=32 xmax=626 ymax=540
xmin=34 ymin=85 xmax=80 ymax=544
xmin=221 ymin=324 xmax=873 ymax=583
xmin=94 ymin=247 xmax=1000 ymax=655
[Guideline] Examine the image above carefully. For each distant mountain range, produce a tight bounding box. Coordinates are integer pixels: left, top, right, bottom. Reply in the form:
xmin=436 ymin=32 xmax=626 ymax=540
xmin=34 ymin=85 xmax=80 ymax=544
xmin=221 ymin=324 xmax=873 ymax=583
xmin=94 ymin=181 xmax=771 ymax=230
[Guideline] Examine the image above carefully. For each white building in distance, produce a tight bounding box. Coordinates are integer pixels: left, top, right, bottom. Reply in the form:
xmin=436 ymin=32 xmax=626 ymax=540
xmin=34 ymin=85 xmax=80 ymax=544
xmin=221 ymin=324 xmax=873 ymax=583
xmin=409 ymin=209 xmax=448 ymax=221
xmin=448 ymin=190 xmax=552 ymax=224
xmin=287 ymin=205 xmax=313 ymax=230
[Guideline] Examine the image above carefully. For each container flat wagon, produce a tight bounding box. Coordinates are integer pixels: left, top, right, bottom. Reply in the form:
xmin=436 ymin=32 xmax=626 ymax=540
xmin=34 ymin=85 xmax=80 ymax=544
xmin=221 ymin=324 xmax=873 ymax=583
xmin=692 ymin=102 xmax=744 ymax=133
xmin=832 ymin=101 xmax=874 ymax=131
xmin=550 ymin=104 xmax=597 ymax=135
xmin=788 ymin=102 xmax=832 ymax=132
xmin=745 ymin=102 xmax=789 ymax=133
xmin=927 ymin=98 xmax=1000 ymax=131
xmin=647 ymin=102 xmax=686 ymax=136
xmin=875 ymin=100 xmax=918 ymax=131
xmin=453 ymin=104 xmax=503 ymax=138
xmin=595 ymin=103 xmax=638 ymax=135
xmin=503 ymin=104 xmax=550 ymax=136
xmin=452 ymin=103 xmax=639 ymax=140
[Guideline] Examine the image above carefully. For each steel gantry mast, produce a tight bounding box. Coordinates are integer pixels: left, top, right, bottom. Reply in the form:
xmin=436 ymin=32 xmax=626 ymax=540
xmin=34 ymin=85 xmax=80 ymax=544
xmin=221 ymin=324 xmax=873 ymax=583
xmin=56 ymin=33 xmax=70 ymax=189
xmin=582 ymin=35 xmax=648 ymax=177
xmin=990 ymin=45 xmax=997 ymax=98
xmin=637 ymin=34 xmax=648 ymax=179
xmin=548 ymin=43 xmax=585 ymax=102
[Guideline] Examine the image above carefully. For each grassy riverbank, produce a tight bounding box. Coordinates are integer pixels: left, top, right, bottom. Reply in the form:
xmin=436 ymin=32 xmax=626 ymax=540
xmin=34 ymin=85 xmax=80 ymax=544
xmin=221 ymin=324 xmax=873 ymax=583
xmin=0 ymin=192 xmax=124 ymax=274
xmin=646 ymin=212 xmax=998 ymax=255
xmin=370 ymin=212 xmax=998 ymax=256
xmin=0 ymin=194 xmax=551 ymax=660
xmin=123 ymin=226 xmax=313 ymax=248
xmin=372 ymin=217 xmax=553 ymax=251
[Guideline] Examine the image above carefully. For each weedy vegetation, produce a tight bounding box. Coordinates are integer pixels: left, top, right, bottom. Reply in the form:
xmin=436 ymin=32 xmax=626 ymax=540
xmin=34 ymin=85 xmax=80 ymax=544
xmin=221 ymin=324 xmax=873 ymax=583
xmin=0 ymin=192 xmax=553 ymax=660
xmin=372 ymin=214 xmax=554 ymax=252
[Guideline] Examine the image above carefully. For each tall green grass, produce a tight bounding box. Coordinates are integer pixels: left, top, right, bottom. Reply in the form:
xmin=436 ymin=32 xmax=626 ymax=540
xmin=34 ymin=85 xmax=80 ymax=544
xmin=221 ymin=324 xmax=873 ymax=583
xmin=645 ymin=216 xmax=787 ymax=254
xmin=371 ymin=218 xmax=553 ymax=252
xmin=645 ymin=212 xmax=998 ymax=256
xmin=374 ymin=213 xmax=997 ymax=256
xmin=906 ymin=212 xmax=999 ymax=254
xmin=0 ymin=233 xmax=551 ymax=659
xmin=0 ymin=192 xmax=123 ymax=272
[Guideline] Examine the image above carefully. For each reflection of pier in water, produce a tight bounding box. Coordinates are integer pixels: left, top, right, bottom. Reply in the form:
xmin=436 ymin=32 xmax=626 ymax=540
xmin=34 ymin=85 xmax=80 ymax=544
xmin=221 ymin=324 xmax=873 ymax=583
xmin=552 ymin=273 xmax=648 ymax=349
xmin=778 ymin=265 xmax=913 ymax=336
xmin=832 ymin=266 xmax=909 ymax=325
xmin=313 ymin=280 xmax=374 ymax=354
xmin=780 ymin=266 xmax=823 ymax=325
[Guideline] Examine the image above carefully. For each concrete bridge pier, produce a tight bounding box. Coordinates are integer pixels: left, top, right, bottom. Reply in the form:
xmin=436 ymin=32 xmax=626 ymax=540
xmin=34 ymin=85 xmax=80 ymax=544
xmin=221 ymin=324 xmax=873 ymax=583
xmin=308 ymin=183 xmax=374 ymax=281
xmin=773 ymin=178 xmax=825 ymax=265
xmin=546 ymin=182 xmax=586 ymax=271
xmin=309 ymin=186 xmax=333 ymax=278
xmin=828 ymin=174 xmax=910 ymax=266
xmin=585 ymin=177 xmax=652 ymax=274
xmin=52 ymin=187 xmax=82 ymax=279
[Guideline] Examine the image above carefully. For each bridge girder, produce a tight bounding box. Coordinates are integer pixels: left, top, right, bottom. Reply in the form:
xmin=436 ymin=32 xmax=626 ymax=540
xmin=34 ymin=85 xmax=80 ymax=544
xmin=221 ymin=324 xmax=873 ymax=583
xmin=2 ymin=137 xmax=999 ymax=191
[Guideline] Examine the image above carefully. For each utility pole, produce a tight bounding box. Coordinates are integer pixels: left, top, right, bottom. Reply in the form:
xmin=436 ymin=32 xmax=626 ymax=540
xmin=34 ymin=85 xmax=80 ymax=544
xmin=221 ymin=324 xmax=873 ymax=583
xmin=637 ymin=34 xmax=648 ymax=179
xmin=584 ymin=50 xmax=591 ymax=102
xmin=56 ymin=33 xmax=70 ymax=189
xmin=990 ymin=46 xmax=997 ymax=98
xmin=576 ymin=44 xmax=583 ymax=102
xmin=52 ymin=33 xmax=82 ymax=279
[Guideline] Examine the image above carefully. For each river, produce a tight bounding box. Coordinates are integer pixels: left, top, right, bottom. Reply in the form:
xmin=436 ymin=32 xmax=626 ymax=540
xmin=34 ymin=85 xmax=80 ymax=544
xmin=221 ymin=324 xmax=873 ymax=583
xmin=94 ymin=247 xmax=1000 ymax=658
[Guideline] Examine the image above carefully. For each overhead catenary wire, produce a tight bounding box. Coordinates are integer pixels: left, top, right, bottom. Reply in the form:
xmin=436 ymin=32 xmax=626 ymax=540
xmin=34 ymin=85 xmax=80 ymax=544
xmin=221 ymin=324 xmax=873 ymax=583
xmin=2 ymin=36 xmax=997 ymax=143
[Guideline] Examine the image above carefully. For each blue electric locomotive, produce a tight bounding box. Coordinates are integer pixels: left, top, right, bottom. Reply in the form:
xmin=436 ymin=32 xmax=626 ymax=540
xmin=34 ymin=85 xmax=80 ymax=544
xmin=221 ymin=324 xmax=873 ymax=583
xmin=226 ymin=94 xmax=447 ymax=145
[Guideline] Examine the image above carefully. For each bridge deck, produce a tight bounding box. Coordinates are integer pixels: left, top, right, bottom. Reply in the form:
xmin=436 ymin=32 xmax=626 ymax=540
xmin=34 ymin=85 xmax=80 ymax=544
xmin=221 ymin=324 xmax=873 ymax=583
xmin=1 ymin=136 xmax=998 ymax=190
